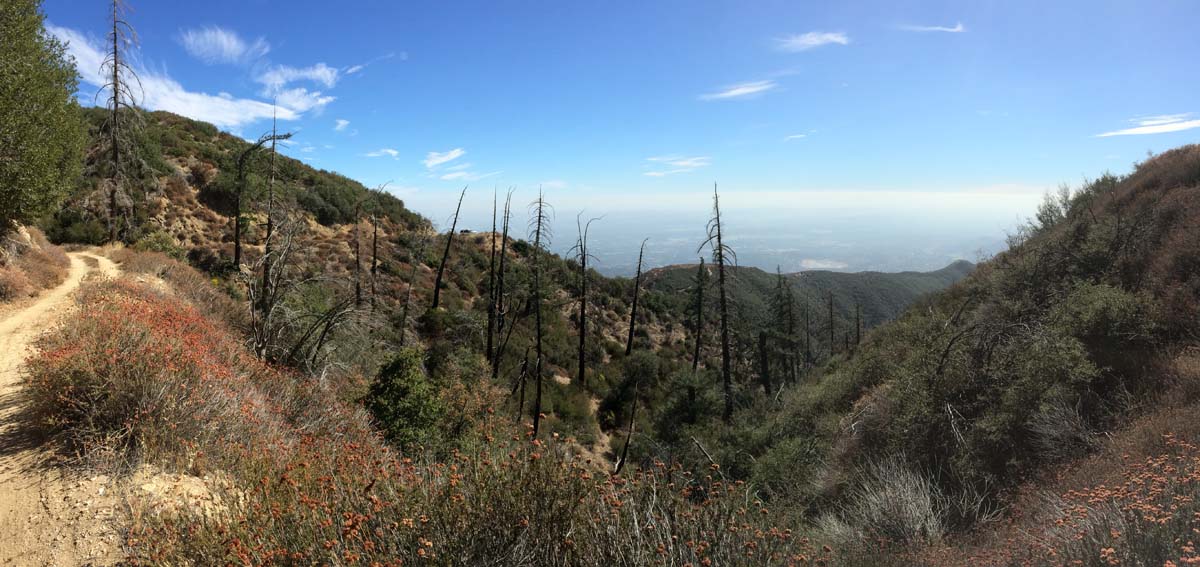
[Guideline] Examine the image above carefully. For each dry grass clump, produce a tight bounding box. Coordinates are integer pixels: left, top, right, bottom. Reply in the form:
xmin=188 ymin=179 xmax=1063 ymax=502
xmin=0 ymin=226 xmax=70 ymax=302
xmin=108 ymin=248 xmax=245 ymax=329
xmin=25 ymin=276 xmax=815 ymax=565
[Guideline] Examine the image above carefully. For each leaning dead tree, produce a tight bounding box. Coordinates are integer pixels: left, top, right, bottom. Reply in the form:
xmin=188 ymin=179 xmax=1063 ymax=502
xmin=528 ymin=192 xmax=552 ymax=437
xmin=431 ymin=186 xmax=467 ymax=310
xmin=234 ymin=129 xmax=291 ymax=269
xmin=700 ymin=184 xmax=736 ymax=423
xmin=624 ymin=238 xmax=649 ymax=356
xmin=570 ymin=214 xmax=600 ymax=386
xmin=98 ymin=0 xmax=143 ymax=243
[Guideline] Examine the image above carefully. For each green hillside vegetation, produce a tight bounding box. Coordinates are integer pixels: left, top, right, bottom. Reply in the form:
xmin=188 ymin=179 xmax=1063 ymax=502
xmin=26 ymin=107 xmax=969 ymax=459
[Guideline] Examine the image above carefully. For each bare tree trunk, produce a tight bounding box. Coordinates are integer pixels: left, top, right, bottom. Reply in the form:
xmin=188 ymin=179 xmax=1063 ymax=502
xmin=486 ymin=190 xmax=498 ymax=363
xmin=625 ymin=238 xmax=648 ymax=356
xmin=515 ymin=348 xmax=530 ymax=423
xmin=691 ymin=258 xmax=706 ymax=374
xmin=431 ymin=186 xmax=467 ymax=310
xmin=700 ymin=184 xmax=735 ymax=423
xmin=259 ymin=106 xmax=278 ymax=319
xmin=573 ymin=216 xmax=598 ymax=386
xmin=353 ymin=200 xmax=362 ymax=307
xmin=370 ymin=206 xmax=378 ymax=311
xmin=107 ymin=1 xmax=121 ymax=243
xmin=530 ymin=193 xmax=551 ymax=437
xmin=615 ymin=381 xmax=639 ymax=474
xmin=491 ymin=192 xmax=512 ymax=382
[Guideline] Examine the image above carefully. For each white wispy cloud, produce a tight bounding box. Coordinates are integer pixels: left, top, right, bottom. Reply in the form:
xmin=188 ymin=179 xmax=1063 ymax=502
xmin=644 ymin=155 xmax=711 ymax=177
xmin=775 ymin=31 xmax=849 ymax=52
xmin=897 ymin=22 xmax=965 ymax=33
xmin=783 ymin=134 xmax=808 ymax=142
xmin=177 ymin=26 xmax=269 ymax=64
xmin=344 ymin=52 xmax=399 ymax=76
xmin=439 ymin=170 xmax=500 ymax=181
xmin=49 ymin=24 xmax=301 ymax=129
xmin=423 ymin=148 xmax=466 ymax=169
xmin=257 ymin=63 xmax=339 ymax=92
xmin=366 ymin=148 xmax=400 ymax=158
xmin=1096 ymin=114 xmax=1200 ymax=137
xmin=334 ymin=119 xmax=350 ymax=131
xmin=699 ymin=80 xmax=776 ymax=101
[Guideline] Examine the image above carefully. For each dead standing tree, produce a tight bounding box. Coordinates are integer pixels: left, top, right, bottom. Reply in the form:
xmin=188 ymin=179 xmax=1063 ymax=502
xmin=570 ymin=214 xmax=601 ymax=386
xmin=98 ymin=0 xmax=143 ymax=243
xmin=690 ymin=258 xmax=708 ymax=374
xmin=700 ymin=184 xmax=736 ymax=423
xmin=486 ymin=190 xmax=498 ymax=362
xmin=431 ymin=186 xmax=467 ymax=310
xmin=528 ymin=192 xmax=552 ymax=437
xmin=397 ymin=233 xmax=430 ymax=347
xmin=624 ymin=238 xmax=649 ymax=356
xmin=234 ymin=130 xmax=291 ymax=269
xmin=491 ymin=190 xmax=514 ymax=381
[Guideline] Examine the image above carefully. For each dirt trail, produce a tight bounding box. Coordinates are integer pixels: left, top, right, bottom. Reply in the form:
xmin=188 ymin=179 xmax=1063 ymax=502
xmin=0 ymin=252 xmax=121 ymax=566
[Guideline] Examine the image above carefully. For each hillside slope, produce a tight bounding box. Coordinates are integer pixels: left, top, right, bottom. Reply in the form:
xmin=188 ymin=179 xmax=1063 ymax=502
xmin=38 ymin=109 xmax=971 ymax=450
xmin=683 ymin=144 xmax=1200 ymax=560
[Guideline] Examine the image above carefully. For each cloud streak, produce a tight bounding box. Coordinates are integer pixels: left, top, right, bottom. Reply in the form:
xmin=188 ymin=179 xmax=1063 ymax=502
xmin=1096 ymin=114 xmax=1200 ymax=137
xmin=775 ymin=31 xmax=849 ymax=52
xmin=423 ymin=148 xmax=466 ymax=169
xmin=699 ymin=80 xmax=776 ymax=101
xmin=366 ymin=148 xmax=400 ymax=158
xmin=177 ymin=26 xmax=269 ymax=64
xmin=334 ymin=119 xmax=349 ymax=131
xmin=644 ymin=155 xmax=711 ymax=177
xmin=897 ymin=22 xmax=965 ymax=33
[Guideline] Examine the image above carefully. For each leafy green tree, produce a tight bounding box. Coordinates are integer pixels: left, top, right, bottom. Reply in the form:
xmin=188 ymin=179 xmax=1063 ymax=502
xmin=365 ymin=348 xmax=444 ymax=452
xmin=0 ymin=0 xmax=85 ymax=232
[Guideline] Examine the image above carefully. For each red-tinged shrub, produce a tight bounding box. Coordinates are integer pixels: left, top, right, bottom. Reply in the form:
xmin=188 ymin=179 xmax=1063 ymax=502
xmin=26 ymin=277 xmax=814 ymax=566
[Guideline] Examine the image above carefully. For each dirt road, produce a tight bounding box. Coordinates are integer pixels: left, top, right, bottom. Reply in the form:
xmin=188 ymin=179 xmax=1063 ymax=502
xmin=0 ymin=252 xmax=121 ymax=566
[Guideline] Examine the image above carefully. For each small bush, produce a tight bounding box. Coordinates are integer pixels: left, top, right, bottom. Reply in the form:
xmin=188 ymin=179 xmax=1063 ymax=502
xmin=364 ymin=348 xmax=444 ymax=452
xmin=133 ymin=230 xmax=186 ymax=260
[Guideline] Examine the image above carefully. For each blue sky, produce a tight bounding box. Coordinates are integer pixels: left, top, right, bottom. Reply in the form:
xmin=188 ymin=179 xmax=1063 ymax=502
xmin=40 ymin=1 xmax=1200 ymax=274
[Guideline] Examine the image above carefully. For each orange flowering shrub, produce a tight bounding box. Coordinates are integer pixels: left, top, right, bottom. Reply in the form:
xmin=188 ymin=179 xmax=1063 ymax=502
xmin=26 ymin=278 xmax=825 ymax=565
xmin=1029 ymin=434 xmax=1200 ymax=566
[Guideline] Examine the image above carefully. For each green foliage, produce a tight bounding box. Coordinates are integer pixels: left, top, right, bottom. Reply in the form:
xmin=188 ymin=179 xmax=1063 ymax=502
xmin=133 ymin=230 xmax=186 ymax=260
xmin=365 ymin=348 xmax=445 ymax=452
xmin=0 ymin=0 xmax=85 ymax=230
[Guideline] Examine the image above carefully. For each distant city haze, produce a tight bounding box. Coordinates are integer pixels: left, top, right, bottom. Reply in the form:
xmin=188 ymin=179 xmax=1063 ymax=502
xmin=403 ymin=189 xmax=1045 ymax=277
